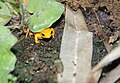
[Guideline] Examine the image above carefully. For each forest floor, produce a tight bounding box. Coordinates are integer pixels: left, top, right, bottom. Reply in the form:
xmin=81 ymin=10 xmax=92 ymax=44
xmin=10 ymin=0 xmax=120 ymax=83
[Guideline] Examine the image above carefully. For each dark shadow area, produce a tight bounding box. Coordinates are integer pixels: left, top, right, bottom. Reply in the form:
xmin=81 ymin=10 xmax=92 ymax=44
xmin=103 ymin=58 xmax=120 ymax=73
xmin=50 ymin=14 xmax=65 ymax=29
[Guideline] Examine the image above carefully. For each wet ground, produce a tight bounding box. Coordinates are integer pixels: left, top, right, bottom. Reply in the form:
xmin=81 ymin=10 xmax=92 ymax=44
xmin=10 ymin=0 xmax=120 ymax=83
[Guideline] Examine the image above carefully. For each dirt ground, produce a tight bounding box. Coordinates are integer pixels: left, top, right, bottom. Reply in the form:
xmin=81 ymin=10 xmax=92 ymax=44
xmin=10 ymin=0 xmax=120 ymax=83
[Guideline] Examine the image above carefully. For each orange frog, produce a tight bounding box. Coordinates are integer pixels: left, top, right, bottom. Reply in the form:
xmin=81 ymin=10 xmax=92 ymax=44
xmin=26 ymin=28 xmax=54 ymax=43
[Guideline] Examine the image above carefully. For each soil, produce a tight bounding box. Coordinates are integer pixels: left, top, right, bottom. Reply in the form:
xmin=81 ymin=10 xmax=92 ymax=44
xmin=10 ymin=0 xmax=120 ymax=83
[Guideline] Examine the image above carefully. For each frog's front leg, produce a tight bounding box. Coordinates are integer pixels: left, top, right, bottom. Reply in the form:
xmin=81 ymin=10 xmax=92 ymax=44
xmin=34 ymin=35 xmax=40 ymax=43
xmin=51 ymin=28 xmax=55 ymax=38
xmin=34 ymin=34 xmax=42 ymax=43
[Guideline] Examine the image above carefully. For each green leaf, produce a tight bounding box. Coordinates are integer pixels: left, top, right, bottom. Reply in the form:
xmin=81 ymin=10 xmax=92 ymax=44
xmin=0 ymin=25 xmax=17 ymax=83
xmin=0 ymin=1 xmax=12 ymax=25
xmin=27 ymin=0 xmax=64 ymax=32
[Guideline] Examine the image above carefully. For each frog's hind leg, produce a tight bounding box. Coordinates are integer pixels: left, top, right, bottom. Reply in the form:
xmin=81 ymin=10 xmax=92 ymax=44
xmin=26 ymin=28 xmax=34 ymax=38
xmin=26 ymin=28 xmax=30 ymax=38
xmin=29 ymin=32 xmax=33 ymax=36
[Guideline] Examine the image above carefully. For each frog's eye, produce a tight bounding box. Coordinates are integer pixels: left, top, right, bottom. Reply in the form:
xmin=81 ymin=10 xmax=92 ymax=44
xmin=51 ymin=31 xmax=53 ymax=34
xmin=42 ymin=33 xmax=45 ymax=36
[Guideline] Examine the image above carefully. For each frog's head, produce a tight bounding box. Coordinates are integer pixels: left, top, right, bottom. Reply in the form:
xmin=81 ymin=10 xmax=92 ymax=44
xmin=41 ymin=28 xmax=54 ymax=38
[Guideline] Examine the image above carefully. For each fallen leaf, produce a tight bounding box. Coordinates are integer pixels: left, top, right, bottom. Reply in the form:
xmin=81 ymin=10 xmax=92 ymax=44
xmin=87 ymin=45 xmax=120 ymax=83
xmin=99 ymin=64 xmax=120 ymax=83
xmin=58 ymin=6 xmax=93 ymax=83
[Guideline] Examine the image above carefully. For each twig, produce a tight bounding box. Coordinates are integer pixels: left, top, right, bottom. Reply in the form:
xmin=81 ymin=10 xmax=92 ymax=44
xmin=19 ymin=0 xmax=26 ymax=29
xmin=5 ymin=2 xmax=19 ymax=16
xmin=92 ymin=8 xmax=112 ymax=53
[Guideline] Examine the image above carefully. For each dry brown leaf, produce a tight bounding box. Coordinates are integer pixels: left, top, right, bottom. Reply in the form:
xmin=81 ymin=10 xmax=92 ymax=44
xmin=92 ymin=46 xmax=120 ymax=73
xmin=87 ymin=45 xmax=120 ymax=83
xmin=99 ymin=64 xmax=120 ymax=83
xmin=64 ymin=5 xmax=88 ymax=31
xmin=58 ymin=6 xmax=93 ymax=83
